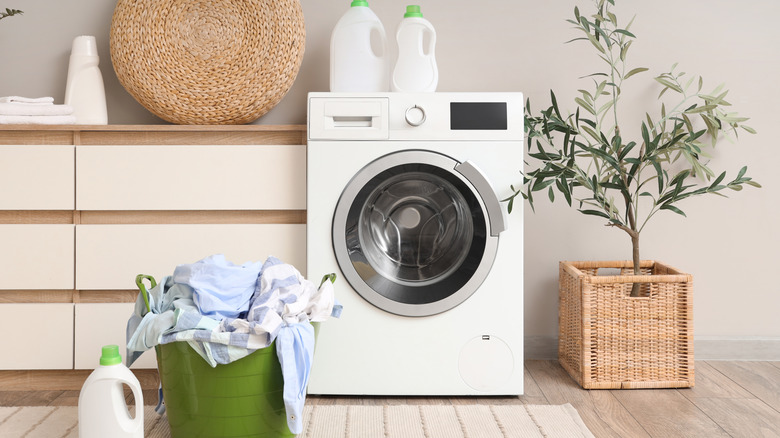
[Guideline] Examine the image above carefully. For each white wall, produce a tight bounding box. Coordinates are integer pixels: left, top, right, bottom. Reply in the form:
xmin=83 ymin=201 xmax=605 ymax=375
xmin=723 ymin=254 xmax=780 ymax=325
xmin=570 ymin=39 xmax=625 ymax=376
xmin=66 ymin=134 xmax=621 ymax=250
xmin=1 ymin=0 xmax=777 ymax=350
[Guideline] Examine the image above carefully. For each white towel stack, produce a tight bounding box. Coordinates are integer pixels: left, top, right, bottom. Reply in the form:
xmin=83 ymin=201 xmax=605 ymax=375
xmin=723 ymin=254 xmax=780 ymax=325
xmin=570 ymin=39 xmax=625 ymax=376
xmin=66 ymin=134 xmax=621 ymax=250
xmin=0 ymin=96 xmax=77 ymax=125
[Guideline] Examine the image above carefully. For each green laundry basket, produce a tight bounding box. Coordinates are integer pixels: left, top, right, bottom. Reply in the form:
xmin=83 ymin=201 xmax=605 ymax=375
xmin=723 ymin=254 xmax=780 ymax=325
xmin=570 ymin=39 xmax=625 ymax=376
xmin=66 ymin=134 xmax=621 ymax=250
xmin=136 ymin=275 xmax=294 ymax=438
xmin=156 ymin=342 xmax=293 ymax=438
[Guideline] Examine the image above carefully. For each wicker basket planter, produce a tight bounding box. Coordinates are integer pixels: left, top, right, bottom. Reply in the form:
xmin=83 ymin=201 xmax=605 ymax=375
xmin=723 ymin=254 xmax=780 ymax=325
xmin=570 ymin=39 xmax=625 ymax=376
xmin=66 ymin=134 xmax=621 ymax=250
xmin=558 ymin=260 xmax=694 ymax=389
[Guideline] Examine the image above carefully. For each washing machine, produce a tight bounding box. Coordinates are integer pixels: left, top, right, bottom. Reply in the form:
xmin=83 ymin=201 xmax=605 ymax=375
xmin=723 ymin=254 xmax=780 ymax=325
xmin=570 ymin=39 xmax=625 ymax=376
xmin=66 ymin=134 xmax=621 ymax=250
xmin=306 ymin=92 xmax=523 ymax=395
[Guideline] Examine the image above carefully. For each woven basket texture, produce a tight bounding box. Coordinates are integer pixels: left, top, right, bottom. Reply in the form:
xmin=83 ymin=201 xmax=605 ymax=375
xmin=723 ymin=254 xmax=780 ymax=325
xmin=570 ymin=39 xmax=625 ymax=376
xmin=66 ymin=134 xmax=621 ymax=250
xmin=558 ymin=260 xmax=694 ymax=389
xmin=110 ymin=0 xmax=305 ymax=125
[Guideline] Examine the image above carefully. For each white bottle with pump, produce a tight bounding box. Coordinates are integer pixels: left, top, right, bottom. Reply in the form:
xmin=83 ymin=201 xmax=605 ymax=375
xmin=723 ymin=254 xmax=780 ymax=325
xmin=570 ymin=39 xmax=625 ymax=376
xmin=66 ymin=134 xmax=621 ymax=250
xmin=64 ymin=35 xmax=108 ymax=125
xmin=78 ymin=345 xmax=144 ymax=438
xmin=330 ymin=0 xmax=389 ymax=92
xmin=392 ymin=5 xmax=438 ymax=92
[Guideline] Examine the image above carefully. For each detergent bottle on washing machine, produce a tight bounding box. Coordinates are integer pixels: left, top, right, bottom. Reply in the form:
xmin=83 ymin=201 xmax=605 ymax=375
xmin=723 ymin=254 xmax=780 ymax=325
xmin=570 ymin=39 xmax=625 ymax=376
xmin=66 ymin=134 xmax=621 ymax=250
xmin=391 ymin=5 xmax=438 ymax=92
xmin=78 ymin=345 xmax=144 ymax=438
xmin=330 ymin=0 xmax=389 ymax=91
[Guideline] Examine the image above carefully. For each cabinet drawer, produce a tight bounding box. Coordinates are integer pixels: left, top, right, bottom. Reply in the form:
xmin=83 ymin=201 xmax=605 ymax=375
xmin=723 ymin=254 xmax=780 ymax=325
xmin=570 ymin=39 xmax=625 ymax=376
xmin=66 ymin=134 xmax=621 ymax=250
xmin=74 ymin=303 xmax=157 ymax=369
xmin=0 ymin=145 xmax=75 ymax=210
xmin=0 ymin=224 xmax=74 ymax=289
xmin=0 ymin=304 xmax=73 ymax=369
xmin=76 ymin=224 xmax=306 ymax=289
xmin=76 ymin=145 xmax=306 ymax=210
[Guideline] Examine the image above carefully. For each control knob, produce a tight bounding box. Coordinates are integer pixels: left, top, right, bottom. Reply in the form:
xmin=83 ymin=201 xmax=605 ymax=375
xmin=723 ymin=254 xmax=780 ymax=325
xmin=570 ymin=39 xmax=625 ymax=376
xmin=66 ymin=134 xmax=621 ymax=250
xmin=404 ymin=105 xmax=427 ymax=127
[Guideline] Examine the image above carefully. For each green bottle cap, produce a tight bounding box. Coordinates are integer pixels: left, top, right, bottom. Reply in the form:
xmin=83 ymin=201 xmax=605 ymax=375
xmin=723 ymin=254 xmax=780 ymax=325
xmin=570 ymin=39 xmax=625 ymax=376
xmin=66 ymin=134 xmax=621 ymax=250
xmin=100 ymin=345 xmax=122 ymax=366
xmin=404 ymin=5 xmax=423 ymax=18
xmin=351 ymin=0 xmax=368 ymax=7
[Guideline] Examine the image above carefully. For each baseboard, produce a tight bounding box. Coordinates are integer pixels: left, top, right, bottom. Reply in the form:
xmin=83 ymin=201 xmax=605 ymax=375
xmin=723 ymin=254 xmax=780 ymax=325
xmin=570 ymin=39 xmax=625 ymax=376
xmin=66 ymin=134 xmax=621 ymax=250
xmin=524 ymin=336 xmax=559 ymax=360
xmin=525 ymin=336 xmax=780 ymax=361
xmin=694 ymin=338 xmax=780 ymax=361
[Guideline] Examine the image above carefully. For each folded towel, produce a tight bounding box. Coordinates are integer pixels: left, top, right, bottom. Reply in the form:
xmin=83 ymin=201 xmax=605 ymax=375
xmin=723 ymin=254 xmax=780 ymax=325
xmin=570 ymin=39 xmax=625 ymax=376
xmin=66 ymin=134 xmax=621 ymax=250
xmin=0 ymin=102 xmax=73 ymax=116
xmin=0 ymin=96 xmax=55 ymax=105
xmin=0 ymin=115 xmax=77 ymax=125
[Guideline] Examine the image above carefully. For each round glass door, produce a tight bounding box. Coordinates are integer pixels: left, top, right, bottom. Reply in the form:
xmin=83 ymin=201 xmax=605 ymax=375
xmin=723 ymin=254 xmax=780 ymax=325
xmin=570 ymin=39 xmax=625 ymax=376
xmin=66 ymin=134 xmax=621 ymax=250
xmin=333 ymin=150 xmax=501 ymax=317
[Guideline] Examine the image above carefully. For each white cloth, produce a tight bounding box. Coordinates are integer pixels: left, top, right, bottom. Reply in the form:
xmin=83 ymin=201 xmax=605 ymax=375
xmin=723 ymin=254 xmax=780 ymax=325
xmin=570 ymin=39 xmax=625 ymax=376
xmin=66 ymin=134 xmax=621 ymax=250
xmin=0 ymin=102 xmax=74 ymax=116
xmin=0 ymin=96 xmax=54 ymax=104
xmin=0 ymin=115 xmax=76 ymax=125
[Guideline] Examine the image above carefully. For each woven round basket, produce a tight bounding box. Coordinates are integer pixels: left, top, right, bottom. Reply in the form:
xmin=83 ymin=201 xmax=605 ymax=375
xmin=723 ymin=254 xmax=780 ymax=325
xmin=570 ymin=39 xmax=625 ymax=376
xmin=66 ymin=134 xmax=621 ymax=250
xmin=110 ymin=0 xmax=305 ymax=125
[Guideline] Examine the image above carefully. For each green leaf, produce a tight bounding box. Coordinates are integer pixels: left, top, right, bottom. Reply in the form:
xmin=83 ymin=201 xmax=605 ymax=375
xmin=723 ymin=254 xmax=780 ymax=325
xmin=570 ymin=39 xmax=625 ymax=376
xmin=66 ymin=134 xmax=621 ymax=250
xmin=736 ymin=166 xmax=747 ymax=180
xmin=550 ymin=90 xmax=562 ymax=120
xmin=651 ymin=159 xmax=664 ymax=193
xmin=624 ymin=67 xmax=648 ymax=79
xmin=575 ymin=97 xmax=596 ymax=115
xmin=619 ymin=40 xmax=633 ymax=63
xmin=557 ymin=177 xmax=573 ymax=206
xmin=532 ymin=178 xmax=555 ymax=192
xmin=641 ymin=122 xmax=651 ymax=152
xmin=548 ymin=186 xmax=555 ymax=202
xmin=684 ymin=104 xmax=718 ymax=114
xmin=709 ymin=171 xmax=726 ymax=189
xmin=655 ymin=77 xmax=683 ymax=93
xmin=585 ymin=31 xmax=606 ymax=53
xmin=613 ymin=28 xmax=636 ymax=38
xmin=580 ymin=209 xmax=611 ymax=219
xmin=660 ymin=204 xmax=687 ymax=217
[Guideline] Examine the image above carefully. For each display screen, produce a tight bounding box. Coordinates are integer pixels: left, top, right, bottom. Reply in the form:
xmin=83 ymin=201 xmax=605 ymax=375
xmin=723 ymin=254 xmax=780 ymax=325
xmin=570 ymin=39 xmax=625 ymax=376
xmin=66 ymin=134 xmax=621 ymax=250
xmin=450 ymin=102 xmax=508 ymax=130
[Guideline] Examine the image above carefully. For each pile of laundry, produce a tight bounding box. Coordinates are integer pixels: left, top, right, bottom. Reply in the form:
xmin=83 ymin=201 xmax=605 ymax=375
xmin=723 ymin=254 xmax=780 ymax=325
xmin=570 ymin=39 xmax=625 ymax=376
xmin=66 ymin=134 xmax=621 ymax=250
xmin=126 ymin=254 xmax=341 ymax=434
xmin=0 ymin=96 xmax=75 ymax=124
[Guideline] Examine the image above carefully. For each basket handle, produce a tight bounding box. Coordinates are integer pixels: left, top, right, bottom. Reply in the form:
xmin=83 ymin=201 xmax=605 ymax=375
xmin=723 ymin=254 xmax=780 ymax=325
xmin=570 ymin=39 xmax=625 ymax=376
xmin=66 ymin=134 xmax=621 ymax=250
xmin=319 ymin=273 xmax=336 ymax=288
xmin=135 ymin=274 xmax=157 ymax=313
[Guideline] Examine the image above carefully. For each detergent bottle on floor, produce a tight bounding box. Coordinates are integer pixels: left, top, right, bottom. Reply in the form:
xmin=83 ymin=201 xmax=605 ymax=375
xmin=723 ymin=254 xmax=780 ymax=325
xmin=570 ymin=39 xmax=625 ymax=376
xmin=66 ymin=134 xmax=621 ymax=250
xmin=78 ymin=345 xmax=144 ymax=438
xmin=392 ymin=5 xmax=438 ymax=92
xmin=330 ymin=0 xmax=389 ymax=91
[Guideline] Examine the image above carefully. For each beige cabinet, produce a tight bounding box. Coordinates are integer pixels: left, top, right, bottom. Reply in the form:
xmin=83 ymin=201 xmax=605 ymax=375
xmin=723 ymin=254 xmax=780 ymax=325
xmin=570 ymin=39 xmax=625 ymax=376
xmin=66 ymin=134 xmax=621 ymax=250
xmin=0 ymin=125 xmax=307 ymax=377
xmin=76 ymin=224 xmax=306 ymax=290
xmin=0 ymin=224 xmax=75 ymax=289
xmin=76 ymin=145 xmax=305 ymax=210
xmin=0 ymin=145 xmax=74 ymax=210
xmin=0 ymin=304 xmax=74 ymax=369
xmin=74 ymin=303 xmax=157 ymax=369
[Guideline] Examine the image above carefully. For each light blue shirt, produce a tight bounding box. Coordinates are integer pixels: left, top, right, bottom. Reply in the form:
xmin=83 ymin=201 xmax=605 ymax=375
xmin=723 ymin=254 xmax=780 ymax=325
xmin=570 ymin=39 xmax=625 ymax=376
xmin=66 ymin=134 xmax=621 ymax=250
xmin=276 ymin=322 xmax=315 ymax=434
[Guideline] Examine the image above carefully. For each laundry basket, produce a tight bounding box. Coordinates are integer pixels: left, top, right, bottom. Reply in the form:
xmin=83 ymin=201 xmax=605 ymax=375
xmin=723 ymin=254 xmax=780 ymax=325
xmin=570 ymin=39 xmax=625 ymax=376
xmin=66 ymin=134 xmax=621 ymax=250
xmin=137 ymin=276 xmax=294 ymax=438
xmin=156 ymin=342 xmax=292 ymax=438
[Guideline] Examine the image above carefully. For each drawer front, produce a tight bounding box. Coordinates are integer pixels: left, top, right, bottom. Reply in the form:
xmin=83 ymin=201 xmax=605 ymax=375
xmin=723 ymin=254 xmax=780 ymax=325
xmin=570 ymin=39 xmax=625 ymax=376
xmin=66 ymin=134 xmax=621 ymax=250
xmin=0 ymin=224 xmax=75 ymax=289
xmin=0 ymin=145 xmax=75 ymax=210
xmin=76 ymin=145 xmax=306 ymax=210
xmin=74 ymin=303 xmax=157 ymax=369
xmin=75 ymin=224 xmax=306 ymax=289
xmin=0 ymin=304 xmax=73 ymax=369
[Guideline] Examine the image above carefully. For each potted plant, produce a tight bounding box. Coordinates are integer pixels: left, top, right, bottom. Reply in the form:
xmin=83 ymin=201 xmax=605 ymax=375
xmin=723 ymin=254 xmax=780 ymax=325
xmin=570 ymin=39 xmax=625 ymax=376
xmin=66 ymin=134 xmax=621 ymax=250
xmin=507 ymin=0 xmax=760 ymax=389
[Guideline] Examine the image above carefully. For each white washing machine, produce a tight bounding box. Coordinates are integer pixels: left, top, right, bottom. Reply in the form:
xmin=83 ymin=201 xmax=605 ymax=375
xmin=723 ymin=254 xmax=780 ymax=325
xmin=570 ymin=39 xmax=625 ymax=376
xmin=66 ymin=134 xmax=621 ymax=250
xmin=306 ymin=92 xmax=523 ymax=395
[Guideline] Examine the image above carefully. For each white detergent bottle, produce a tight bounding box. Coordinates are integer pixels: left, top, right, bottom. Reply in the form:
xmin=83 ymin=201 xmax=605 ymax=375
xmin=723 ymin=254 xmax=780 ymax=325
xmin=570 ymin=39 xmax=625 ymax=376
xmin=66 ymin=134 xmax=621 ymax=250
xmin=78 ymin=345 xmax=144 ymax=438
xmin=392 ymin=5 xmax=438 ymax=92
xmin=330 ymin=0 xmax=389 ymax=92
xmin=64 ymin=35 xmax=108 ymax=124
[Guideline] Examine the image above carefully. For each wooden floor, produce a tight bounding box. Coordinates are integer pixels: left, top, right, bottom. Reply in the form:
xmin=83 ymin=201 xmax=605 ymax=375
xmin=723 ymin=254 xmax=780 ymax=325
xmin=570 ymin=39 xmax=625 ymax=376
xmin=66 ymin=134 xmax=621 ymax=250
xmin=2 ymin=360 xmax=779 ymax=437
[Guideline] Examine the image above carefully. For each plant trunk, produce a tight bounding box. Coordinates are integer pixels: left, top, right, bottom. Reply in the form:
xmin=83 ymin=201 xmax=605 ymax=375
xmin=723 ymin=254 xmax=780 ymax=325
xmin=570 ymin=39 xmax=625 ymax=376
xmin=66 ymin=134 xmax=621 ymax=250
xmin=630 ymin=233 xmax=642 ymax=297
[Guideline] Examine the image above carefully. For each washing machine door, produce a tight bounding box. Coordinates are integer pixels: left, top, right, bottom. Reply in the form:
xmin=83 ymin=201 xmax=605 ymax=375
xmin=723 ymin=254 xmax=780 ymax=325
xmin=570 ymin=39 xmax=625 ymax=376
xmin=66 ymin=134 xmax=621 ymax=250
xmin=333 ymin=150 xmax=507 ymax=317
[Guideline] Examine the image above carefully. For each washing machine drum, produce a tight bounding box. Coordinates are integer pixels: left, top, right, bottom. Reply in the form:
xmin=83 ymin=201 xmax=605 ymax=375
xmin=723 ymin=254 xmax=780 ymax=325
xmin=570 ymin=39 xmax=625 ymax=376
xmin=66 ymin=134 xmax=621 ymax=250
xmin=332 ymin=150 xmax=504 ymax=317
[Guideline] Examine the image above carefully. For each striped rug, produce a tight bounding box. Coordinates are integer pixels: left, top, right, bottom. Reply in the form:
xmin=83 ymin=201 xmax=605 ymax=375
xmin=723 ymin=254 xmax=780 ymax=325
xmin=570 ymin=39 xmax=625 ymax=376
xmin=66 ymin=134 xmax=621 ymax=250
xmin=0 ymin=403 xmax=594 ymax=437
